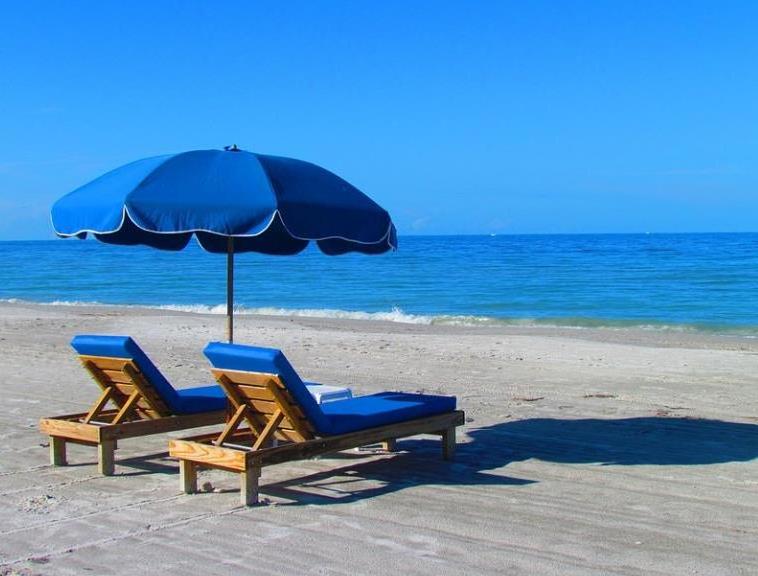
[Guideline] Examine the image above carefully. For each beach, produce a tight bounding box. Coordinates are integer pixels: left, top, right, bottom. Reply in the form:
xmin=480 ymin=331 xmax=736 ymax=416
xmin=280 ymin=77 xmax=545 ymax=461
xmin=0 ymin=301 xmax=756 ymax=575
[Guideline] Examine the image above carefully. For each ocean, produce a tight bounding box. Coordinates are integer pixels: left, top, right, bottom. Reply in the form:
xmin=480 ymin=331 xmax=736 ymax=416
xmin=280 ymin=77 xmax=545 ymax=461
xmin=2 ymin=234 xmax=757 ymax=335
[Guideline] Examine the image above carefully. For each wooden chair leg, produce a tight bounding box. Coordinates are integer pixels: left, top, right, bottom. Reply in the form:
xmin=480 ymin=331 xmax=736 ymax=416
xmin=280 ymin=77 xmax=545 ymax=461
xmin=442 ymin=427 xmax=456 ymax=461
xmin=98 ymin=439 xmax=116 ymax=475
xmin=50 ymin=436 xmax=67 ymax=466
xmin=241 ymin=466 xmax=261 ymax=506
xmin=381 ymin=439 xmax=397 ymax=452
xmin=180 ymin=460 xmax=197 ymax=494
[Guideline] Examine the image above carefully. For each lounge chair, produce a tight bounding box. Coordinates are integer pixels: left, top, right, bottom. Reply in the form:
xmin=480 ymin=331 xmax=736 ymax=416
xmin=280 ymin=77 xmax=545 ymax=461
xmin=168 ymin=342 xmax=465 ymax=506
xmin=39 ymin=335 xmax=228 ymax=475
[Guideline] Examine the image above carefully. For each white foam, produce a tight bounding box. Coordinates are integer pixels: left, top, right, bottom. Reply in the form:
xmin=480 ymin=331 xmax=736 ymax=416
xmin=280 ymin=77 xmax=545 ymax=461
xmin=1 ymin=298 xmax=439 ymax=325
xmin=2 ymin=298 xmax=756 ymax=335
xmin=158 ymin=303 xmax=230 ymax=315
xmin=48 ymin=299 xmax=104 ymax=307
xmin=160 ymin=304 xmax=436 ymax=325
xmin=1 ymin=298 xmax=104 ymax=307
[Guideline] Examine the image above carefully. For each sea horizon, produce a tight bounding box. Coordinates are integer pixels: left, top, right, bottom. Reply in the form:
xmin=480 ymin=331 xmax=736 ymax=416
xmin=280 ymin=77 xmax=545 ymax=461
xmin=4 ymin=230 xmax=758 ymax=241
xmin=3 ymin=232 xmax=758 ymax=336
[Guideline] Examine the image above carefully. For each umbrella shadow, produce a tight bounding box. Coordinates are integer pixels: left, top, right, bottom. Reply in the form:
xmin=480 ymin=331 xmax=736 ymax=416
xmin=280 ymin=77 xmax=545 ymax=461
xmin=465 ymin=416 xmax=758 ymax=467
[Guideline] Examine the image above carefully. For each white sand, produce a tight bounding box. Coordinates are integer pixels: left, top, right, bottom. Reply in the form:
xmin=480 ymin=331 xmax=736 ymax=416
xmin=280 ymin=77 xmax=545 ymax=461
xmin=0 ymin=301 xmax=756 ymax=575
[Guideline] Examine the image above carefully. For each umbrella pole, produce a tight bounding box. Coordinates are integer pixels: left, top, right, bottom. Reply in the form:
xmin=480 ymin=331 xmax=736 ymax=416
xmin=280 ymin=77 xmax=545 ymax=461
xmin=227 ymin=237 xmax=234 ymax=343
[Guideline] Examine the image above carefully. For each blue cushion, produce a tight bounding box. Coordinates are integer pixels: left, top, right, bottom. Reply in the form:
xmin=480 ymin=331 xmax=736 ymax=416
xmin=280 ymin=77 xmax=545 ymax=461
xmin=322 ymin=392 xmax=457 ymax=435
xmin=174 ymin=385 xmax=228 ymax=414
xmin=203 ymin=342 xmax=457 ymax=436
xmin=203 ymin=342 xmax=332 ymax=435
xmin=71 ymin=335 xmax=223 ymax=415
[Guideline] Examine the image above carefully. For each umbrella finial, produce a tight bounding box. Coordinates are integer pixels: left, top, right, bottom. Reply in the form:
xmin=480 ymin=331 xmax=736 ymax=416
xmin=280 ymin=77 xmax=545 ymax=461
xmin=224 ymin=144 xmax=240 ymax=152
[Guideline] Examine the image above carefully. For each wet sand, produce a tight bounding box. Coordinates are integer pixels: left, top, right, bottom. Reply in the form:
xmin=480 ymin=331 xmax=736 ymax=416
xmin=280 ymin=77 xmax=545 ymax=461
xmin=1 ymin=301 xmax=757 ymax=575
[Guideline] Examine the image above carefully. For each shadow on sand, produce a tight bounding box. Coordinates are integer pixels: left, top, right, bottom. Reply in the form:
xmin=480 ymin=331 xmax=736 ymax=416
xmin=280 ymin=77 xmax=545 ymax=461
xmin=262 ymin=416 xmax=758 ymax=505
xmin=102 ymin=441 xmax=534 ymax=504
xmin=466 ymin=416 xmax=758 ymax=466
xmin=111 ymin=416 xmax=758 ymax=505
xmin=261 ymin=445 xmax=535 ymax=506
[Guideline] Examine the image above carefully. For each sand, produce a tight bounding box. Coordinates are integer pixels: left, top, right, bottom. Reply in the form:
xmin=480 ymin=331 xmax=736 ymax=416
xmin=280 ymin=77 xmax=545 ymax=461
xmin=0 ymin=301 xmax=756 ymax=575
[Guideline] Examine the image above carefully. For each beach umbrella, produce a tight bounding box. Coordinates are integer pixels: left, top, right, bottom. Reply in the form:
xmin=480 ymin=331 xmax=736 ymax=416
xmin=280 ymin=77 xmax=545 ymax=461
xmin=51 ymin=146 xmax=396 ymax=342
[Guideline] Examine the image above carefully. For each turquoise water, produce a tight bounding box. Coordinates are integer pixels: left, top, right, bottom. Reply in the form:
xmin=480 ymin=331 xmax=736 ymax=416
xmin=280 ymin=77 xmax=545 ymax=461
xmin=2 ymin=234 xmax=758 ymax=334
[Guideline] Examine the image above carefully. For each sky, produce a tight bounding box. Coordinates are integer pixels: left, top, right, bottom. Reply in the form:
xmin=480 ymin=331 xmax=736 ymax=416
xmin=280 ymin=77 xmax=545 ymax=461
xmin=1 ymin=0 xmax=757 ymax=239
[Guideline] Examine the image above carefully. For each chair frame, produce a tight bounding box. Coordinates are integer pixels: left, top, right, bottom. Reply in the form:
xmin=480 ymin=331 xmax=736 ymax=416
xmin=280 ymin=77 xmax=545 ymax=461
xmin=39 ymin=354 xmax=226 ymax=475
xmin=169 ymin=367 xmax=465 ymax=506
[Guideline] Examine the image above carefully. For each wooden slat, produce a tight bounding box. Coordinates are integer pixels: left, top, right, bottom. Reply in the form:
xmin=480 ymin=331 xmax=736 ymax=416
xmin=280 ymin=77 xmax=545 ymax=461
xmin=112 ymin=390 xmax=142 ymax=424
xmin=82 ymin=364 xmax=140 ymax=411
xmin=236 ymin=396 xmax=278 ymax=414
xmin=110 ymin=382 xmax=136 ymax=397
xmin=266 ymin=381 xmax=313 ymax=439
xmin=79 ymin=355 xmax=130 ymax=371
xmin=215 ymin=404 xmax=249 ymax=447
xmin=180 ymin=428 xmax=257 ymax=445
xmin=215 ymin=374 xmax=264 ymax=436
xmin=168 ymin=438 xmax=248 ymax=472
xmin=252 ymin=409 xmax=284 ymax=450
xmin=39 ymin=417 xmax=100 ymax=443
xmin=100 ymin=368 xmax=134 ymax=384
xmin=39 ymin=410 xmax=116 ymax=422
xmin=41 ymin=410 xmax=226 ymax=442
xmin=83 ymin=387 xmax=115 ymax=424
xmin=233 ymin=396 xmax=307 ymax=421
xmin=240 ymin=393 xmax=307 ymax=419
xmin=39 ymin=410 xmax=226 ymax=452
xmin=234 ymin=383 xmax=276 ymax=401
xmin=100 ymin=409 xmax=226 ymax=440
xmin=80 ymin=359 xmax=113 ymax=394
xmin=210 ymin=368 xmax=286 ymax=388
xmin=121 ymin=363 xmax=170 ymax=416
xmin=236 ymin=403 xmax=310 ymax=433
xmin=173 ymin=424 xmax=301 ymax=446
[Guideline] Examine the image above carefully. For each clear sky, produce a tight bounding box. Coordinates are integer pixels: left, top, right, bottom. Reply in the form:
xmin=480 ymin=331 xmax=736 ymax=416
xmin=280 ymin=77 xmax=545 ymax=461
xmin=1 ymin=1 xmax=756 ymax=239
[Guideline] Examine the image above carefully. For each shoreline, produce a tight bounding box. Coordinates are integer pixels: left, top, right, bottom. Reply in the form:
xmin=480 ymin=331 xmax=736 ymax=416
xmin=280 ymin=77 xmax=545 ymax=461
xmin=3 ymin=299 xmax=758 ymax=352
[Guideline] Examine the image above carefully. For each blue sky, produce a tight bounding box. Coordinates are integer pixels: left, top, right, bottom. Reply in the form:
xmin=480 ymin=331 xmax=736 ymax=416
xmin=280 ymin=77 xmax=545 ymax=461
xmin=1 ymin=1 xmax=756 ymax=238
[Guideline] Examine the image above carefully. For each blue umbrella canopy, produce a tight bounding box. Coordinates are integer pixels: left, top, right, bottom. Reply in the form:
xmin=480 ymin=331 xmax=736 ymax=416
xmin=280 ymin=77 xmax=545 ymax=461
xmin=51 ymin=147 xmax=397 ymax=341
xmin=52 ymin=147 xmax=396 ymax=255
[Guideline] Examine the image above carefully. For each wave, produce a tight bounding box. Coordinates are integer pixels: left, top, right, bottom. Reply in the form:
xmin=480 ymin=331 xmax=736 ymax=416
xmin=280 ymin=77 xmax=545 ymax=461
xmin=1 ymin=298 xmax=437 ymax=325
xmin=3 ymin=298 xmax=758 ymax=336
xmin=159 ymin=304 xmax=437 ymax=325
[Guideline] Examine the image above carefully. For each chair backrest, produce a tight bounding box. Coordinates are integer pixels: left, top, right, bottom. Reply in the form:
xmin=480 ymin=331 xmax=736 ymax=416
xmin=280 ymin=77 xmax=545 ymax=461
xmin=71 ymin=335 xmax=180 ymax=418
xmin=204 ymin=342 xmax=331 ymax=439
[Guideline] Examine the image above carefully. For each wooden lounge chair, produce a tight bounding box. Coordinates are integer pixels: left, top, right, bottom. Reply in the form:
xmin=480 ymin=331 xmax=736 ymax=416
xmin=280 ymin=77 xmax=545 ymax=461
xmin=169 ymin=342 xmax=465 ymax=506
xmin=39 ymin=335 xmax=228 ymax=475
